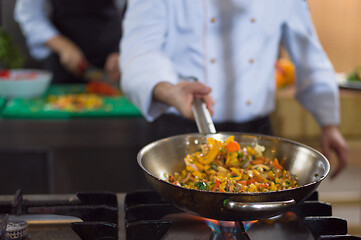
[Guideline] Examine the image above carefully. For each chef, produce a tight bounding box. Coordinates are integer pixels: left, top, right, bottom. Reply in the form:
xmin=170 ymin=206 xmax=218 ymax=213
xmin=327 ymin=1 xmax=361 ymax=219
xmin=14 ymin=0 xmax=126 ymax=83
xmin=120 ymin=0 xmax=348 ymax=178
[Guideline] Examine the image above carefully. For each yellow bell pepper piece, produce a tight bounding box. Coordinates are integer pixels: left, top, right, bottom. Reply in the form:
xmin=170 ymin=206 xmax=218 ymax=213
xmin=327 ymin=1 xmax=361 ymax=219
xmin=230 ymin=167 xmax=243 ymax=178
xmin=225 ymin=152 xmax=239 ymax=167
xmin=246 ymin=146 xmax=256 ymax=156
xmin=219 ymin=181 xmax=227 ymax=192
xmin=270 ymin=182 xmax=277 ymax=191
xmin=191 ymin=170 xmax=204 ymax=179
xmin=225 ymin=136 xmax=234 ymax=144
xmin=201 ymin=138 xmax=223 ymax=164
xmin=248 ymin=183 xmax=257 ymax=192
xmin=186 ymin=165 xmax=196 ymax=172
xmin=194 ymin=162 xmax=206 ymax=171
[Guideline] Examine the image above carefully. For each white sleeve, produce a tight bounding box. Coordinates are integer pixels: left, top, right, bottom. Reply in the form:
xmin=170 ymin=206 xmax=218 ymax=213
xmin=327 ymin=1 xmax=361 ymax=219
xmin=281 ymin=1 xmax=339 ymax=126
xmin=120 ymin=0 xmax=178 ymax=122
xmin=14 ymin=0 xmax=59 ymax=60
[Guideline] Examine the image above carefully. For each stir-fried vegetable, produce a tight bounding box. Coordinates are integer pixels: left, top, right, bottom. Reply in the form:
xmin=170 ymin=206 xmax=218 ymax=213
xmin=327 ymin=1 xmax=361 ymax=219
xmin=168 ymin=136 xmax=299 ymax=193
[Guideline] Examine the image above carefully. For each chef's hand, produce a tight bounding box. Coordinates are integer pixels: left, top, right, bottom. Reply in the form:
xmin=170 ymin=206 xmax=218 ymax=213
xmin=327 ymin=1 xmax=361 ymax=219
xmin=104 ymin=52 xmax=121 ymax=83
xmin=153 ymin=81 xmax=214 ymax=119
xmin=46 ymin=35 xmax=86 ymax=75
xmin=321 ymin=125 xmax=348 ymax=179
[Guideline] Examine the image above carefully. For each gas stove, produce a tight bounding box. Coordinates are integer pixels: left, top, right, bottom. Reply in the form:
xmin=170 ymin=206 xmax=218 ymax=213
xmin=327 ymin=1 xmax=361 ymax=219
xmin=0 ymin=189 xmax=360 ymax=240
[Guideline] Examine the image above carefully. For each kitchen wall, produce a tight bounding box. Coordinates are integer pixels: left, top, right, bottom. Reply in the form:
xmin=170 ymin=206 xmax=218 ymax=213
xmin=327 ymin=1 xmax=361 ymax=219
xmin=2 ymin=1 xmax=361 ymax=72
xmin=308 ymin=0 xmax=361 ymax=72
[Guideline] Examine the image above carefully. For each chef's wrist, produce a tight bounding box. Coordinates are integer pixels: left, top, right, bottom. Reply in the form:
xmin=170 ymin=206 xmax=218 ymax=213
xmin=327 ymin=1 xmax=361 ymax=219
xmin=153 ymin=81 xmax=175 ymax=106
xmin=321 ymin=125 xmax=343 ymax=139
xmin=321 ymin=125 xmax=339 ymax=132
xmin=46 ymin=35 xmax=73 ymax=53
xmin=46 ymin=35 xmax=85 ymax=74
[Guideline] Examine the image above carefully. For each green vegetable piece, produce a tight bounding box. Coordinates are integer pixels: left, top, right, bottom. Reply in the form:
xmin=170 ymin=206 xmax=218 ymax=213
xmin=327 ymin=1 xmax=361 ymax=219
xmin=285 ymin=180 xmax=291 ymax=187
xmin=0 ymin=27 xmax=25 ymax=69
xmin=211 ymin=164 xmax=218 ymax=171
xmin=195 ymin=181 xmax=207 ymax=190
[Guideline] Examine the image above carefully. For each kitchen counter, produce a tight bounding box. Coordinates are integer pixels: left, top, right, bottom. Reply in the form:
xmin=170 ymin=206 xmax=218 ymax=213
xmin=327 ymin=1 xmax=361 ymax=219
xmin=272 ymin=86 xmax=361 ymax=167
xmin=0 ymin=84 xmax=149 ymax=194
xmin=273 ymin=86 xmax=361 ymax=138
xmin=0 ymin=118 xmax=153 ymax=194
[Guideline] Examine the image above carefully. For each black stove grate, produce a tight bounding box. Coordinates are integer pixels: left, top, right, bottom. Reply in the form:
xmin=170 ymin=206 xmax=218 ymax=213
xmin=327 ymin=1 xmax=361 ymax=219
xmin=0 ymin=189 xmax=360 ymax=240
xmin=0 ymin=189 xmax=118 ymax=240
xmin=124 ymin=190 xmax=361 ymax=240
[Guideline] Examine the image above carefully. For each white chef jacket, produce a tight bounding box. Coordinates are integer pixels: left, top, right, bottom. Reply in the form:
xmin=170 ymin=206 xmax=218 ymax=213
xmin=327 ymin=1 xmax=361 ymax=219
xmin=121 ymin=0 xmax=339 ymax=126
xmin=14 ymin=0 xmax=126 ymax=60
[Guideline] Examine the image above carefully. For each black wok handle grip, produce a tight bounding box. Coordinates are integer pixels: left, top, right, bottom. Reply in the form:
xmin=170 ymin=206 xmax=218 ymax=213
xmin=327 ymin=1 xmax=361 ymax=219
xmin=223 ymin=199 xmax=296 ymax=215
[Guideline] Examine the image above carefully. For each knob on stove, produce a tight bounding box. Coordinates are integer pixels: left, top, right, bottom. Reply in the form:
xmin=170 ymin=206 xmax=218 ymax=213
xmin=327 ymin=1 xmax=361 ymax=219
xmin=5 ymin=221 xmax=30 ymax=240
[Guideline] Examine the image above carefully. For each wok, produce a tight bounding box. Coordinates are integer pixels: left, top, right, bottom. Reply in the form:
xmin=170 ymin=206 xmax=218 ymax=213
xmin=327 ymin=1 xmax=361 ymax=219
xmin=137 ymin=99 xmax=330 ymax=221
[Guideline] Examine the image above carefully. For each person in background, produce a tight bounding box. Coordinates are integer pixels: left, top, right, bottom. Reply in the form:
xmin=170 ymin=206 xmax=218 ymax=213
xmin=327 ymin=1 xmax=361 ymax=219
xmin=14 ymin=0 xmax=126 ymax=83
xmin=120 ymin=0 xmax=348 ymax=178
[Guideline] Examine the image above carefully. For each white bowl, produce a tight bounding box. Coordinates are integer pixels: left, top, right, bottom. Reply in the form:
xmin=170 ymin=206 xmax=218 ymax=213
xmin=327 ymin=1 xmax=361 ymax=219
xmin=0 ymin=69 xmax=53 ymax=98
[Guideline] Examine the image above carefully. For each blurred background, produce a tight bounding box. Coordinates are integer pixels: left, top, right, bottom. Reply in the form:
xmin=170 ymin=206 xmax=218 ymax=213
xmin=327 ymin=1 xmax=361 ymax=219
xmin=0 ymin=0 xmax=360 ymax=236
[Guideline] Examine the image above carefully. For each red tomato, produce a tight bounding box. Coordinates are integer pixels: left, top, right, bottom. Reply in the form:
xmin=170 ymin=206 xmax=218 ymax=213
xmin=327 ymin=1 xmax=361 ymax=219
xmin=85 ymin=81 xmax=120 ymax=96
xmin=0 ymin=69 xmax=11 ymax=79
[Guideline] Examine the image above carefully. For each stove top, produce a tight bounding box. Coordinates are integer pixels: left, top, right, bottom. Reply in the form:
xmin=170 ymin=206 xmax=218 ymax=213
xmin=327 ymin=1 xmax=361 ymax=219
xmin=0 ymin=189 xmax=359 ymax=240
xmin=124 ymin=190 xmax=361 ymax=240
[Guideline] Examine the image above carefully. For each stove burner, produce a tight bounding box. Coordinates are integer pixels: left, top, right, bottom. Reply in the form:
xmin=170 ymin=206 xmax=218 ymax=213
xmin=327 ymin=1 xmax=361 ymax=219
xmin=5 ymin=221 xmax=30 ymax=240
xmin=205 ymin=220 xmax=250 ymax=240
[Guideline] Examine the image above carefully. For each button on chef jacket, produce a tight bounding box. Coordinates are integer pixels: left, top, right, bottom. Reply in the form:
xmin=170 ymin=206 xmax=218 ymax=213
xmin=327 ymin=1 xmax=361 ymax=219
xmin=120 ymin=0 xmax=340 ymax=126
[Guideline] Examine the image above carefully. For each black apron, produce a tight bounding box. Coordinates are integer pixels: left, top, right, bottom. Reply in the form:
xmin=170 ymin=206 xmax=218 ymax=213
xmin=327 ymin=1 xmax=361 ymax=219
xmin=146 ymin=114 xmax=274 ymax=144
xmin=43 ymin=0 xmax=124 ymax=83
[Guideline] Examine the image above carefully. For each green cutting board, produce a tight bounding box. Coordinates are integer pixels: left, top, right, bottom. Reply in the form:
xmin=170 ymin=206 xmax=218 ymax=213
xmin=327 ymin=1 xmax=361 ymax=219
xmin=0 ymin=84 xmax=142 ymax=119
xmin=0 ymin=97 xmax=6 ymax=111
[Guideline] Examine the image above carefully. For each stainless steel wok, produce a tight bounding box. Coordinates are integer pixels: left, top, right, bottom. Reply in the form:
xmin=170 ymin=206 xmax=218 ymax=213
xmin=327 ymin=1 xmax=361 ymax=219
xmin=137 ymin=99 xmax=330 ymax=221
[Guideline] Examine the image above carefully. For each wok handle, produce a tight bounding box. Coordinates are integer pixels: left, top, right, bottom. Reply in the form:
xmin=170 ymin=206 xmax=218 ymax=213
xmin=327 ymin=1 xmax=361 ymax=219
xmin=183 ymin=76 xmax=216 ymax=134
xmin=192 ymin=97 xmax=217 ymax=134
xmin=223 ymin=199 xmax=296 ymax=213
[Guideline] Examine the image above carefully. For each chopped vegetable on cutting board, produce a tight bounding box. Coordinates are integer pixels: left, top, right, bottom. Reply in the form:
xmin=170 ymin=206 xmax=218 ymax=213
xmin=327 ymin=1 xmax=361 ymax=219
xmin=85 ymin=81 xmax=121 ymax=96
xmin=45 ymin=94 xmax=104 ymax=112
